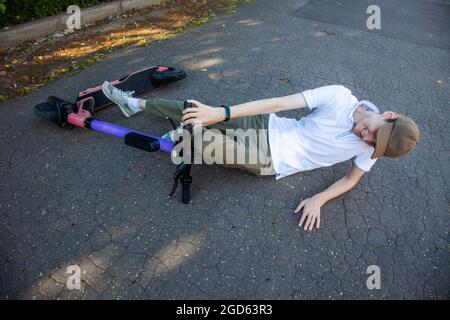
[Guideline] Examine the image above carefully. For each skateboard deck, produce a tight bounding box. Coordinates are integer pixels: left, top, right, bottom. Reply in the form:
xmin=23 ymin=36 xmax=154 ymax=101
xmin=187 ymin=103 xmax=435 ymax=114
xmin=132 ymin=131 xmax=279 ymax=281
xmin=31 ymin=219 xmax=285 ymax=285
xmin=75 ymin=65 xmax=186 ymax=112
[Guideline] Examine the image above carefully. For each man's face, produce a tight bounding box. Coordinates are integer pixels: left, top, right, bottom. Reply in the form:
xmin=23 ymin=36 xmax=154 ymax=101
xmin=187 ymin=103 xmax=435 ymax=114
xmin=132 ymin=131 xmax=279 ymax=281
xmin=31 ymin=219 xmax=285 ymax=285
xmin=352 ymin=111 xmax=398 ymax=147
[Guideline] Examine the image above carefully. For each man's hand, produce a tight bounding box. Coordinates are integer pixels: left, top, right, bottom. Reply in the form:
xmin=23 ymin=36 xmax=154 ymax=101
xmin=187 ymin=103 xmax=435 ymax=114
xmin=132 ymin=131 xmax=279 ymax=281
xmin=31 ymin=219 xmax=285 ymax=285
xmin=294 ymin=166 xmax=363 ymax=231
xmin=295 ymin=195 xmax=324 ymax=231
xmin=182 ymin=99 xmax=225 ymax=129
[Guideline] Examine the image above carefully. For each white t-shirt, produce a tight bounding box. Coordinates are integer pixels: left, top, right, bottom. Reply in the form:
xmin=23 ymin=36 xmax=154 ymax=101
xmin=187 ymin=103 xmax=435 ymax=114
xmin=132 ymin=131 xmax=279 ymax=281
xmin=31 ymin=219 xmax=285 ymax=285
xmin=268 ymin=85 xmax=378 ymax=179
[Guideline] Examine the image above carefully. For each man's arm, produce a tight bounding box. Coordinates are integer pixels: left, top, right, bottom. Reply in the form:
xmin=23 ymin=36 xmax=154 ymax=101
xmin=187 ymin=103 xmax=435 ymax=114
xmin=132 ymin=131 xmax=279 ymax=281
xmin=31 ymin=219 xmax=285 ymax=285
xmin=295 ymin=164 xmax=366 ymax=231
xmin=182 ymin=93 xmax=307 ymax=128
xmin=222 ymin=92 xmax=308 ymax=118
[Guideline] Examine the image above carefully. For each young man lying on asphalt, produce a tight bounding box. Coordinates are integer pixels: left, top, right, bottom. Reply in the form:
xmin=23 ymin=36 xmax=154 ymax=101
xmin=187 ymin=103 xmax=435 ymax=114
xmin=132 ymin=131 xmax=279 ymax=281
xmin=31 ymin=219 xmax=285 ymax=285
xmin=101 ymin=82 xmax=420 ymax=231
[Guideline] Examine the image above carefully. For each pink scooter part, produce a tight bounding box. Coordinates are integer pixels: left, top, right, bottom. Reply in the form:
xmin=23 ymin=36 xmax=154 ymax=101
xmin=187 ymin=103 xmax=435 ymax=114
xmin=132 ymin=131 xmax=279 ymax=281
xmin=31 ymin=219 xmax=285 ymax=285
xmin=68 ymin=97 xmax=94 ymax=128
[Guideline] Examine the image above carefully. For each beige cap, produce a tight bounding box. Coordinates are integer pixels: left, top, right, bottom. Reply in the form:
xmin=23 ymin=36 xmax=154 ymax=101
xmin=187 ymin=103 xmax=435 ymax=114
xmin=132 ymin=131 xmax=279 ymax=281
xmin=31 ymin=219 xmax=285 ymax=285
xmin=371 ymin=114 xmax=420 ymax=159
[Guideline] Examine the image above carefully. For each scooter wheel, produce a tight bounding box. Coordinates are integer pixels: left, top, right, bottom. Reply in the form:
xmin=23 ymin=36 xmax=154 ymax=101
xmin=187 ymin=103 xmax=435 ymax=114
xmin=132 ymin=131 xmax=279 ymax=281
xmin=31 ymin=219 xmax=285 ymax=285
xmin=34 ymin=99 xmax=59 ymax=121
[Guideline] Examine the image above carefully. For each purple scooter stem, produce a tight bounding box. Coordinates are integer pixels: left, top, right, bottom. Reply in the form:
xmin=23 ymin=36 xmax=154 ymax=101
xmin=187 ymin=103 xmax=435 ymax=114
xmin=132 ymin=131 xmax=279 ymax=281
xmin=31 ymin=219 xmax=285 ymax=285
xmin=67 ymin=98 xmax=175 ymax=153
xmin=90 ymin=119 xmax=175 ymax=153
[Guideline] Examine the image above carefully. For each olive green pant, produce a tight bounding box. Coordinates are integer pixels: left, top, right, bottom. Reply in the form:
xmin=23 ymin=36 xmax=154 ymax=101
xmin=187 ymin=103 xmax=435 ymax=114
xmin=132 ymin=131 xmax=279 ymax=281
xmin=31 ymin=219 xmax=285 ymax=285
xmin=143 ymin=98 xmax=276 ymax=176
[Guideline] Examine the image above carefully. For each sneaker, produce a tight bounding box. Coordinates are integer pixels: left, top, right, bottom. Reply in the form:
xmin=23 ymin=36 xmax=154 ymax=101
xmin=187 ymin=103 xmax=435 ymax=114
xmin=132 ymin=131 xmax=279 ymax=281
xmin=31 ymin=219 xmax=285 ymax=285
xmin=161 ymin=128 xmax=179 ymax=141
xmin=101 ymin=81 xmax=136 ymax=117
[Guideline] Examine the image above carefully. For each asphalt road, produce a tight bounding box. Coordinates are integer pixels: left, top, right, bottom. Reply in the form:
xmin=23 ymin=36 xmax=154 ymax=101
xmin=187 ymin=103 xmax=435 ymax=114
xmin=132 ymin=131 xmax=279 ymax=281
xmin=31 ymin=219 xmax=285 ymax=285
xmin=0 ymin=0 xmax=449 ymax=299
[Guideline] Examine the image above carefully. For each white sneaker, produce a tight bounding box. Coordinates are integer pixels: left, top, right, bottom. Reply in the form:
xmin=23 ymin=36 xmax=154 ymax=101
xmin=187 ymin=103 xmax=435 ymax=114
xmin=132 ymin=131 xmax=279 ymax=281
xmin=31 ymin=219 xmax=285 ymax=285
xmin=101 ymin=81 xmax=136 ymax=117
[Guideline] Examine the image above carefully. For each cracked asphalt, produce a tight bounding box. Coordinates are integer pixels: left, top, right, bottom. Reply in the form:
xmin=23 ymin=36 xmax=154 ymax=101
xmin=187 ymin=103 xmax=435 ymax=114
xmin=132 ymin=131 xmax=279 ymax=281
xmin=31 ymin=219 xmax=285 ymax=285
xmin=0 ymin=0 xmax=449 ymax=299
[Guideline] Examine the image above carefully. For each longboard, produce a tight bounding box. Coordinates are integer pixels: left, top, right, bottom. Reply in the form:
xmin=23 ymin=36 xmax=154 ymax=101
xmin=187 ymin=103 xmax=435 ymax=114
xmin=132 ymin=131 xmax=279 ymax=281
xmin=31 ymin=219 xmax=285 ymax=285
xmin=75 ymin=65 xmax=186 ymax=112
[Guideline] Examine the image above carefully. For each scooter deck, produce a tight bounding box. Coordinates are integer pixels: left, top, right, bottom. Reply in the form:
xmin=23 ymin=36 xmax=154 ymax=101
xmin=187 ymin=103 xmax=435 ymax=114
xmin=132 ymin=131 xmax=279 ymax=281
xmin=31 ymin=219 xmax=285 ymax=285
xmin=75 ymin=65 xmax=186 ymax=113
xmin=33 ymin=68 xmax=193 ymax=204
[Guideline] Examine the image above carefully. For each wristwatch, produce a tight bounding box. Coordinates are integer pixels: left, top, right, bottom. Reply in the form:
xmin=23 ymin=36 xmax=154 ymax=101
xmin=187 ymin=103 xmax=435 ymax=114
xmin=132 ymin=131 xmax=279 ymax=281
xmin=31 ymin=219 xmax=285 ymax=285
xmin=221 ymin=105 xmax=231 ymax=121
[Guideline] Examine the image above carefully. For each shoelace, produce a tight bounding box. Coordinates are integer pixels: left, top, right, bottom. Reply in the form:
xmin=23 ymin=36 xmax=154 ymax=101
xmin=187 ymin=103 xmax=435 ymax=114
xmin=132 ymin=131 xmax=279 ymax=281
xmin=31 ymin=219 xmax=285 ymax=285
xmin=112 ymin=87 xmax=135 ymax=98
xmin=123 ymin=90 xmax=135 ymax=97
